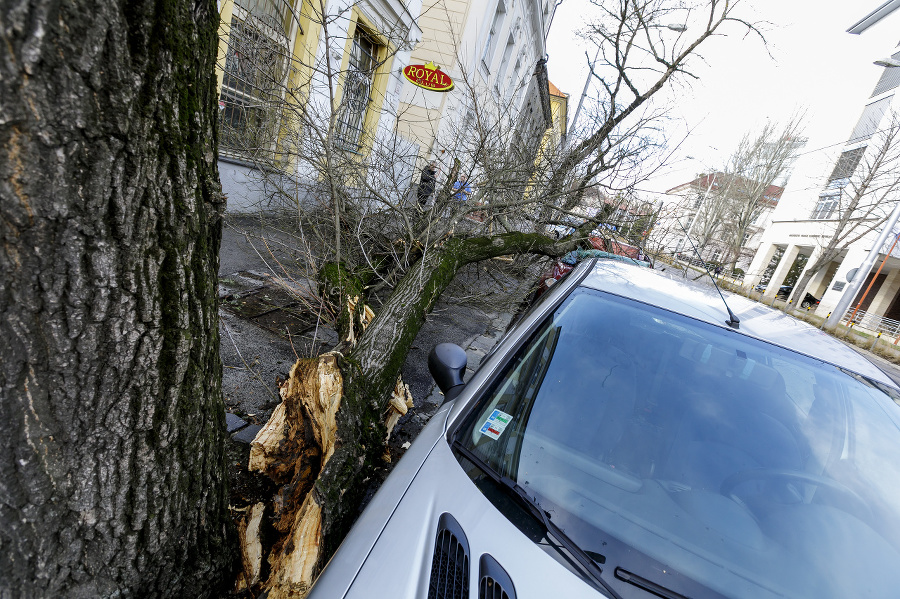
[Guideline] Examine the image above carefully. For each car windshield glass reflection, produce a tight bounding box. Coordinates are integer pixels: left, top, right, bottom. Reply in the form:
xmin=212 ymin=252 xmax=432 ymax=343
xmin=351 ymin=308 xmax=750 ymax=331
xmin=456 ymin=288 xmax=900 ymax=599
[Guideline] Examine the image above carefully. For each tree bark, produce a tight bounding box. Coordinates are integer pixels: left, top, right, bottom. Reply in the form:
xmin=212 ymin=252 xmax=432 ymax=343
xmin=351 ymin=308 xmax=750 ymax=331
xmin=0 ymin=1 xmax=233 ymax=597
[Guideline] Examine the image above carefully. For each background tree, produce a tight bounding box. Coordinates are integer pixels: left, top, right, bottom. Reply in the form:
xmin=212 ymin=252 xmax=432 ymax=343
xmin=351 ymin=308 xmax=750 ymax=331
xmin=721 ymin=117 xmax=805 ymax=271
xmin=689 ymin=174 xmax=731 ymax=255
xmin=0 ymin=0 xmax=233 ymax=597
xmin=789 ymin=112 xmax=900 ymax=306
xmin=216 ymin=1 xmax=763 ymax=595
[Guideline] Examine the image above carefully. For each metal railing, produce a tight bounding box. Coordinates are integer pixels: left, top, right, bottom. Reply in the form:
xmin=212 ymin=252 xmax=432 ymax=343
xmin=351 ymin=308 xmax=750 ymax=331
xmin=843 ymin=308 xmax=900 ymax=337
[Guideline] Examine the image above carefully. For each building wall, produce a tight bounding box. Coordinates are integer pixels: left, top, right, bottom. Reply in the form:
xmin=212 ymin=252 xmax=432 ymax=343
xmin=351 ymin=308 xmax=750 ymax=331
xmin=396 ymin=0 xmax=554 ymax=174
xmin=744 ymin=48 xmax=900 ymax=320
xmin=213 ymin=0 xmax=555 ymax=214
xmin=214 ymin=0 xmax=422 ymax=213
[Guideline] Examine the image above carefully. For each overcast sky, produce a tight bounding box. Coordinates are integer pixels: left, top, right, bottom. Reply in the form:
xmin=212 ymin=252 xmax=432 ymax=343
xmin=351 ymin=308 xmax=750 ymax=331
xmin=545 ymin=1 xmax=900 ymax=198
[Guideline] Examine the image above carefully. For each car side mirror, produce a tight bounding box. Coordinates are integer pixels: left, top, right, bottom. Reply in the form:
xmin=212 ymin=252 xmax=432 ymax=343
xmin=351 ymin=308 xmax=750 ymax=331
xmin=428 ymin=343 xmax=467 ymax=403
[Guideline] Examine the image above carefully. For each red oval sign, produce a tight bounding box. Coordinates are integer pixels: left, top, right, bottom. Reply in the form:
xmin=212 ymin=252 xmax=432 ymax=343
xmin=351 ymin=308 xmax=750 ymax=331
xmin=402 ymin=62 xmax=454 ymax=92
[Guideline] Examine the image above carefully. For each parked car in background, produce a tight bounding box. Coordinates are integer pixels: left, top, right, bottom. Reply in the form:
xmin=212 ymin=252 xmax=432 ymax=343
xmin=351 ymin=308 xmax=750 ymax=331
xmin=309 ymin=259 xmax=900 ymax=599
xmin=531 ymin=247 xmax=650 ymax=302
xmin=755 ymin=284 xmax=820 ymax=308
xmin=587 ymin=236 xmax=648 ymax=263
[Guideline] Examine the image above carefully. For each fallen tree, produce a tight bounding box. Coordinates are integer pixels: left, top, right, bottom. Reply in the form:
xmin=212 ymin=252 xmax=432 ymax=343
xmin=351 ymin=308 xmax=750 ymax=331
xmin=221 ymin=1 xmax=763 ymax=595
xmin=236 ymin=230 xmax=591 ymax=595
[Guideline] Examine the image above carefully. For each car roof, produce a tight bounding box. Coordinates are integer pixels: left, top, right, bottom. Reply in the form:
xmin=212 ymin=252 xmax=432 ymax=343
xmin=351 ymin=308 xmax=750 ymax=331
xmin=580 ymin=260 xmax=896 ymax=387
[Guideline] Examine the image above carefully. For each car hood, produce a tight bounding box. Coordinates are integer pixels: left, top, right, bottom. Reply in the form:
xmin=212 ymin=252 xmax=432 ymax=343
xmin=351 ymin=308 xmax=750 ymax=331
xmin=337 ymin=438 xmax=604 ymax=598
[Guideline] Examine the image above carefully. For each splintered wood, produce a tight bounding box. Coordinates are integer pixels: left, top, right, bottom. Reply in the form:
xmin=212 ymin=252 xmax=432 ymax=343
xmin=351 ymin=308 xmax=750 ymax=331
xmin=249 ymin=355 xmax=343 ymax=481
xmin=239 ymin=354 xmax=343 ymax=598
xmin=344 ymin=295 xmax=375 ymax=346
xmin=266 ymin=492 xmax=323 ymax=598
xmin=385 ymin=376 xmax=414 ymax=442
xmin=235 ymin=502 xmax=265 ymax=590
xmin=236 ymin=298 xmax=416 ymax=597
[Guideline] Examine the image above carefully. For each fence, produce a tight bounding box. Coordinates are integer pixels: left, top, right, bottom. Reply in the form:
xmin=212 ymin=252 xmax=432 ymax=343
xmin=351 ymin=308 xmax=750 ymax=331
xmin=843 ymin=308 xmax=900 ymax=337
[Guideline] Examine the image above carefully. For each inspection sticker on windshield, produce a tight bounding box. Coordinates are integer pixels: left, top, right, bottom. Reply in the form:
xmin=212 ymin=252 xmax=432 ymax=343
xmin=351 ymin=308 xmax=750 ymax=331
xmin=480 ymin=409 xmax=512 ymax=440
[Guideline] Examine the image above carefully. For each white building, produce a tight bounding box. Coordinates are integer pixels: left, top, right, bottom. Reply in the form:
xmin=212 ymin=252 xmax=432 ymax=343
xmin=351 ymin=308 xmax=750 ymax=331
xmin=744 ymin=5 xmax=900 ymax=327
xmin=655 ymin=173 xmax=784 ymax=272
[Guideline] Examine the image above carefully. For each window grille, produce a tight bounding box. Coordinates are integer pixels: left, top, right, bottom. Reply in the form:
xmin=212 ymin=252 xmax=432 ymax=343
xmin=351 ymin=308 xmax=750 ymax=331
xmin=335 ymin=30 xmax=378 ymax=152
xmin=218 ymin=8 xmax=288 ymax=160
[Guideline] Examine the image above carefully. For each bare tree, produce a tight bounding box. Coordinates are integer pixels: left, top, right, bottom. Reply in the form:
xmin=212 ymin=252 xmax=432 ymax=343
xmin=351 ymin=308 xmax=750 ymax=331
xmin=789 ymin=113 xmax=900 ymax=306
xmin=691 ymin=174 xmax=731 ymax=255
xmin=722 ymin=117 xmax=806 ymax=270
xmin=216 ymin=0 xmax=762 ymax=595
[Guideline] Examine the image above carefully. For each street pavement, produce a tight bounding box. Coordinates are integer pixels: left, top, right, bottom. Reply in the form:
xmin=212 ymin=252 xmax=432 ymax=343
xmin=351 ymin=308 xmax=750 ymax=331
xmin=842 ymin=341 xmax=900 ymax=387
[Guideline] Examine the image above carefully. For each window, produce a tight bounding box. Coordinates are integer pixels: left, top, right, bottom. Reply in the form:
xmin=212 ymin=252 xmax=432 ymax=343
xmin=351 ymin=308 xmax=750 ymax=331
xmin=482 ymin=0 xmax=507 ymax=72
xmin=827 ymin=147 xmax=866 ymax=183
xmin=505 ymin=55 xmax=523 ymax=101
xmin=335 ymin=28 xmax=379 ymax=152
xmin=496 ymin=33 xmax=516 ymax=91
xmin=453 ymin=287 xmax=900 ymax=599
xmin=848 ymin=96 xmax=892 ymax=143
xmin=811 ymin=193 xmax=840 ymax=220
xmin=218 ymin=3 xmax=290 ymax=159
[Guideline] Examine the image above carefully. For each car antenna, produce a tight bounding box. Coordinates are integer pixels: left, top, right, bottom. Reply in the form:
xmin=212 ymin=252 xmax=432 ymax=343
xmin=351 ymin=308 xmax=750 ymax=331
xmin=676 ymin=222 xmax=741 ymax=329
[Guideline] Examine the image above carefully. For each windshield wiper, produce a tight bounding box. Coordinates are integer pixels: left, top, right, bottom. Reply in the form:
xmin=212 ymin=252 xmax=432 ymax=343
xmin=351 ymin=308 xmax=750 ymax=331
xmin=452 ymin=440 xmax=622 ymax=599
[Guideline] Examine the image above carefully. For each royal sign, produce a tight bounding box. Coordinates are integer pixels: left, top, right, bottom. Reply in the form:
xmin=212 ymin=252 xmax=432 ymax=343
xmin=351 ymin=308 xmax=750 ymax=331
xmin=402 ymin=62 xmax=454 ymax=92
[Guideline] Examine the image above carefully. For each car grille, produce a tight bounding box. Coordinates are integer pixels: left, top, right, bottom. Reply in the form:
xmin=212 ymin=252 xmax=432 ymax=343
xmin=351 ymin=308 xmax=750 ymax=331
xmin=478 ymin=575 xmax=510 ymax=599
xmin=479 ymin=554 xmax=516 ymax=599
xmin=427 ymin=514 xmax=470 ymax=599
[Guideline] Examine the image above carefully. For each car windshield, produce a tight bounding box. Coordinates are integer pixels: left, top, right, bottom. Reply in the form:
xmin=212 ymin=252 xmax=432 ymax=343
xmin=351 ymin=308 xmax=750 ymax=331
xmin=454 ymin=287 xmax=900 ymax=599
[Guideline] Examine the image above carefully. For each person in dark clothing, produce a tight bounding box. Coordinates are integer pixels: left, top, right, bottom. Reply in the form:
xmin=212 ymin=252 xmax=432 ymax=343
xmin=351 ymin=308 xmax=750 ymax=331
xmin=416 ymin=161 xmax=438 ymax=206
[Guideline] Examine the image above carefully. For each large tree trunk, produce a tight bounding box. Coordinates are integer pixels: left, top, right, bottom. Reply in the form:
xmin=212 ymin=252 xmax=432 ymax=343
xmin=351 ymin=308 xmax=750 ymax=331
xmin=243 ymin=231 xmax=583 ymax=596
xmin=0 ymin=1 xmax=233 ymax=597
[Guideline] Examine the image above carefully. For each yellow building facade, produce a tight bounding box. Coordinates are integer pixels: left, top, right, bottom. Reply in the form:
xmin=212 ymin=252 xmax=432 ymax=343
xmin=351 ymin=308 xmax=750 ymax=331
xmin=213 ymin=0 xmax=422 ymax=212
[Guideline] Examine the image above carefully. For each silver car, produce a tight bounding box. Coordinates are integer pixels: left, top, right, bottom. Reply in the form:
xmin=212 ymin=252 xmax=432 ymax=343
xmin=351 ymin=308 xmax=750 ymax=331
xmin=309 ymin=259 xmax=900 ymax=599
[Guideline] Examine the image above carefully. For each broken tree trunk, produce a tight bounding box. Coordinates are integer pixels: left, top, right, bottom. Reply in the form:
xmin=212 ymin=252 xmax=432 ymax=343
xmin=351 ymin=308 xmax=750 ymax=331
xmin=236 ymin=231 xmax=584 ymax=596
